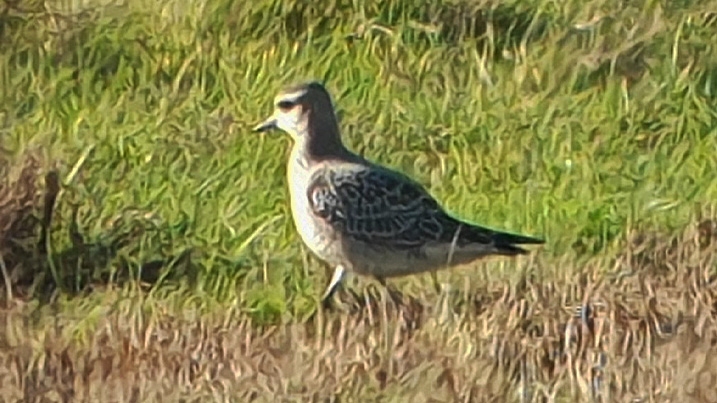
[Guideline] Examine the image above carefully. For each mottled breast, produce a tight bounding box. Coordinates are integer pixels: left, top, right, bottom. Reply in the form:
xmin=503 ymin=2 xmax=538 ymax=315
xmin=286 ymin=154 xmax=345 ymax=266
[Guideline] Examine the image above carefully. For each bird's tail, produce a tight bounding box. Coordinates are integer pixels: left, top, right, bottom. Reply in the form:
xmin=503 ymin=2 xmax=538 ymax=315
xmin=490 ymin=230 xmax=545 ymax=256
xmin=457 ymin=222 xmax=544 ymax=256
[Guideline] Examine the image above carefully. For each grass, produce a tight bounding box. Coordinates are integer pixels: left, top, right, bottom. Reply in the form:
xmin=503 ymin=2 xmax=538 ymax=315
xmin=1 ymin=0 xmax=717 ymax=400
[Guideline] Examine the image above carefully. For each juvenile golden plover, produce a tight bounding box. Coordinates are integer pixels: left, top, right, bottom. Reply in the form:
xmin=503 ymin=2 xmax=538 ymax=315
xmin=253 ymin=81 xmax=544 ymax=307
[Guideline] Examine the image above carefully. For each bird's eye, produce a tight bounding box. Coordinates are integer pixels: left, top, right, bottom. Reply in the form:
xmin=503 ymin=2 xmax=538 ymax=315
xmin=277 ymin=100 xmax=296 ymax=110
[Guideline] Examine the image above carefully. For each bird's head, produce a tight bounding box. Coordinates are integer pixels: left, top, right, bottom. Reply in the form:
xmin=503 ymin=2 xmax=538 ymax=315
xmin=253 ymin=81 xmax=337 ymax=143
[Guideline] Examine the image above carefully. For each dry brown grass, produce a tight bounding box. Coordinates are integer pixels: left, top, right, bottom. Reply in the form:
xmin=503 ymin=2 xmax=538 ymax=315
xmin=0 ymin=220 xmax=716 ymax=402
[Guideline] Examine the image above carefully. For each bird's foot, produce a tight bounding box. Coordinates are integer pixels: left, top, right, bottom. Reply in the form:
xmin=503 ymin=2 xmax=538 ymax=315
xmin=319 ymin=265 xmax=346 ymax=310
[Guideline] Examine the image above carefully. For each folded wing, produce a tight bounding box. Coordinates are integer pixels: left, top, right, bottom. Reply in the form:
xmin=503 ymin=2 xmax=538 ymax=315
xmin=307 ymin=166 xmax=543 ymax=253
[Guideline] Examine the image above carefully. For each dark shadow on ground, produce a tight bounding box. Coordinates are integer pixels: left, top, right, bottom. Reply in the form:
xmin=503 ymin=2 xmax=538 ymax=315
xmin=0 ymin=150 xmax=196 ymax=306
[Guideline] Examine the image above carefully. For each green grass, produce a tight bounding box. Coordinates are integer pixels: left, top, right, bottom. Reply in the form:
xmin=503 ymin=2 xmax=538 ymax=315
xmin=1 ymin=0 xmax=717 ymax=400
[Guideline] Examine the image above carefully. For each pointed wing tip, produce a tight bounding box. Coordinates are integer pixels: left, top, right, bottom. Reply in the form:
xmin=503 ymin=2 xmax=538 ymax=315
xmin=495 ymin=232 xmax=546 ymax=246
xmin=523 ymin=236 xmax=546 ymax=245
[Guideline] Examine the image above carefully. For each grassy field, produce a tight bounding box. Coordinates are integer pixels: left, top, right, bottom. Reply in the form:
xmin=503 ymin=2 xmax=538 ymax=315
xmin=1 ymin=0 xmax=717 ymax=401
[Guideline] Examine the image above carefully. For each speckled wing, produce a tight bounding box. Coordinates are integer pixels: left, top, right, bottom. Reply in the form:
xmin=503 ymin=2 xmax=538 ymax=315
xmin=306 ymin=166 xmax=488 ymax=250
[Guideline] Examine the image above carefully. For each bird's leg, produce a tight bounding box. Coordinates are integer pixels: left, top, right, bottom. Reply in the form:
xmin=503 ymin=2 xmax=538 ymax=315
xmin=320 ymin=265 xmax=345 ymax=309
xmin=375 ymin=276 xmax=402 ymax=308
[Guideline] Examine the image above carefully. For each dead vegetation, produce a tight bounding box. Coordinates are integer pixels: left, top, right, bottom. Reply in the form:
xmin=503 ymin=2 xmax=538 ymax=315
xmin=0 ymin=219 xmax=715 ymax=402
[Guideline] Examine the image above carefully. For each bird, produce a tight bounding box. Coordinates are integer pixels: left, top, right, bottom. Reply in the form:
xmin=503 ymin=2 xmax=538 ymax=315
xmin=253 ymin=81 xmax=544 ymax=307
